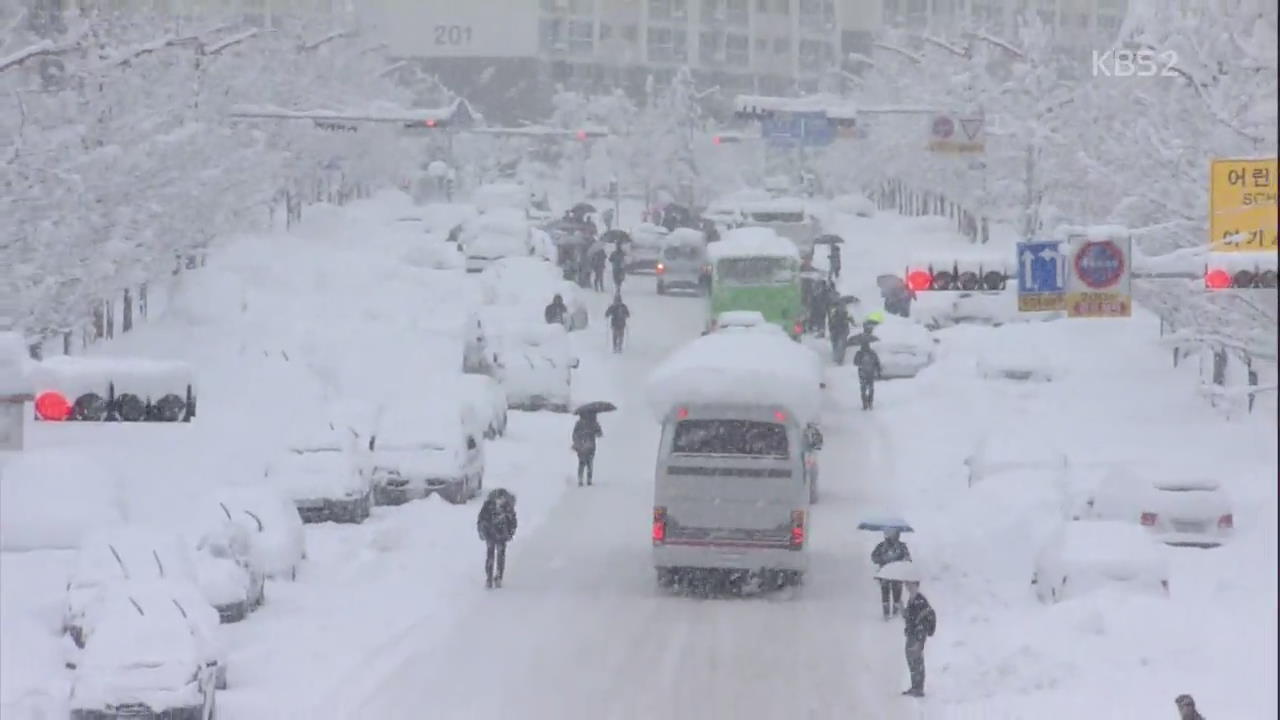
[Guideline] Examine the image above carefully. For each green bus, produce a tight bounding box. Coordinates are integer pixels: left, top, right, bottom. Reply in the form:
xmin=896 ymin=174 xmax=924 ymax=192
xmin=705 ymin=229 xmax=806 ymax=339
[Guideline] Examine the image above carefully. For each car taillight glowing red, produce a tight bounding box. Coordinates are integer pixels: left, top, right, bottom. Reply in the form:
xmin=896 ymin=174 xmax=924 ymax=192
xmin=789 ymin=510 xmax=805 ymax=549
xmin=34 ymin=391 xmax=72 ymax=421
xmin=793 ymin=322 xmax=803 ymax=335
xmin=676 ymin=407 xmax=689 ymax=419
xmin=652 ymin=507 xmax=667 ymax=544
xmin=655 ymin=263 xmax=665 ymax=274
xmin=774 ymin=410 xmax=786 ymax=422
xmin=906 ymin=270 xmax=932 ymax=291
xmin=1140 ymin=512 xmax=1157 ymax=526
xmin=1218 ymin=514 xmax=1233 ymax=529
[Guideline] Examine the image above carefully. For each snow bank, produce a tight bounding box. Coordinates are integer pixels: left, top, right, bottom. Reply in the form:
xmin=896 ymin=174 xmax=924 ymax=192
xmin=646 ymin=331 xmax=823 ymax=423
xmin=707 ymin=228 xmax=800 ymax=261
xmin=29 ymin=356 xmax=193 ymax=399
xmin=0 ymin=332 xmax=32 ymax=396
xmin=738 ymin=197 xmax=810 ymax=214
xmin=0 ymin=450 xmax=127 ymax=551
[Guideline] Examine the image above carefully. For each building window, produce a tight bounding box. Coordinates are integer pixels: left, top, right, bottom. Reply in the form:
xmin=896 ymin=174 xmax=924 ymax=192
xmin=1097 ymin=13 xmax=1120 ymax=32
xmin=540 ymin=0 xmax=560 ymax=12
xmin=649 ymin=26 xmax=688 ymax=61
xmin=883 ymin=0 xmax=900 ymax=21
xmin=799 ymin=0 xmax=821 ymax=30
xmin=757 ymin=0 xmax=769 ymax=12
xmin=600 ymin=23 xmax=613 ymax=39
xmin=1075 ymin=12 xmax=1089 ymax=28
xmin=621 ymin=24 xmax=639 ymax=41
xmin=799 ymin=38 xmax=828 ymax=70
xmin=701 ymin=0 xmax=720 ymax=23
xmin=774 ymin=36 xmax=790 ymax=53
xmin=540 ymin=18 xmax=566 ymax=51
xmin=725 ymin=33 xmax=750 ymax=64
xmin=571 ymin=0 xmax=594 ymax=14
xmin=700 ymin=30 xmax=722 ymax=62
xmin=755 ymin=37 xmax=768 ymax=53
xmin=569 ymin=20 xmax=594 ymax=54
xmin=650 ymin=0 xmax=688 ymax=21
xmin=727 ymin=0 xmax=749 ymax=25
xmin=775 ymin=0 xmax=790 ymax=12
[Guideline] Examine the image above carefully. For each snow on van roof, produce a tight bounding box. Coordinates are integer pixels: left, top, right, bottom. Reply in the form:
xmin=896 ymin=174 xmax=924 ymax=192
xmin=666 ymin=228 xmax=706 ymax=245
xmin=707 ymin=228 xmax=800 ymax=261
xmin=738 ymin=197 xmax=809 ymax=213
xmin=647 ymin=330 xmax=823 ymax=423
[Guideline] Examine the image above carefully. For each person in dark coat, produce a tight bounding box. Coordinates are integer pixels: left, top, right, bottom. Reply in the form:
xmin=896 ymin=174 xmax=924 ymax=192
xmin=883 ymin=283 xmax=916 ymax=318
xmin=609 ymin=245 xmax=626 ymax=291
xmin=605 ymin=293 xmax=630 ymax=353
xmin=901 ymin=577 xmax=936 ymax=697
xmin=852 ymin=342 xmax=881 ymax=410
xmin=828 ymin=243 xmax=842 ymax=280
xmin=1175 ymin=695 xmax=1205 ymax=720
xmin=871 ymin=530 xmax=912 ymax=619
xmin=576 ymin=250 xmax=592 ymax=288
xmin=544 ymin=294 xmax=568 ymax=326
xmin=591 ymin=246 xmax=607 ymax=292
xmin=476 ymin=488 xmax=518 ymax=588
xmin=571 ymin=413 xmax=603 ymax=486
xmin=806 ymin=281 xmax=831 ymax=336
xmin=828 ymin=303 xmax=852 ymax=364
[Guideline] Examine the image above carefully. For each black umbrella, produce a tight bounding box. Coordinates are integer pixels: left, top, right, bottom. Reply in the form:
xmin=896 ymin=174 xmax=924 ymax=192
xmin=876 ymin=274 xmax=906 ymax=291
xmin=601 ymin=229 xmax=631 ymax=245
xmin=574 ymin=401 xmax=617 ymax=415
xmin=838 ymin=294 xmax=860 ymax=304
xmin=570 ymin=202 xmax=598 ymax=216
xmin=813 ymin=234 xmax=845 ymax=245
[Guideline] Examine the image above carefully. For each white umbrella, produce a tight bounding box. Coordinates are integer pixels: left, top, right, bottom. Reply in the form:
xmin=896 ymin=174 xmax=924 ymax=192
xmin=874 ymin=559 xmax=920 ymax=583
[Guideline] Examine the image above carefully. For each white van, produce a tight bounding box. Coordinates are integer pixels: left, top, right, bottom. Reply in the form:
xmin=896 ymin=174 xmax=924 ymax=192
xmin=646 ymin=330 xmax=824 ymax=590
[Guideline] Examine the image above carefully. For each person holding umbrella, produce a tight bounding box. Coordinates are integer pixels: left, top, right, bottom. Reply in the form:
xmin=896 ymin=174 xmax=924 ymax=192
xmin=828 ymin=242 xmax=842 ymax=281
xmin=851 ymin=312 xmax=883 ymax=410
xmin=571 ymin=401 xmax=616 ymax=486
xmin=872 ymin=529 xmax=913 ymax=619
xmin=828 ymin=301 xmax=852 ymax=364
xmin=591 ymin=243 xmax=607 ymax=292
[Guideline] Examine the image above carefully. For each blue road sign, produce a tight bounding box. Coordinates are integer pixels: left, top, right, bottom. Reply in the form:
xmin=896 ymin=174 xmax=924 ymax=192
xmin=1017 ymin=241 xmax=1066 ymax=312
xmin=760 ymin=111 xmax=833 ymax=148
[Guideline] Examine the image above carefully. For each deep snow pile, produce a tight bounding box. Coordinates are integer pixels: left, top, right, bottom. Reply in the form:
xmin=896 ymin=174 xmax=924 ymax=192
xmin=646 ymin=330 xmax=824 ymax=423
xmin=0 ymin=190 xmax=583 ymax=719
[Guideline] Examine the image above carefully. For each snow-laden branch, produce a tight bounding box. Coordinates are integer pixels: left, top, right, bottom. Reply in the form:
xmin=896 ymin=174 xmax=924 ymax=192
xmin=921 ymin=34 xmax=969 ymax=58
xmin=0 ymin=24 xmax=90 ymax=74
xmin=871 ymin=41 xmax=923 ymax=64
xmin=95 ymin=33 xmax=202 ymax=69
xmin=204 ymin=28 xmax=262 ymax=56
xmin=962 ymin=30 xmax=1024 ymax=59
xmin=299 ymin=29 xmax=353 ymax=52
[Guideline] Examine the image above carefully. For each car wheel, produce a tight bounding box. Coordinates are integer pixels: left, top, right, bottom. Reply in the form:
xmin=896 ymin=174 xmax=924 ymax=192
xmin=439 ymin=482 xmax=468 ymax=505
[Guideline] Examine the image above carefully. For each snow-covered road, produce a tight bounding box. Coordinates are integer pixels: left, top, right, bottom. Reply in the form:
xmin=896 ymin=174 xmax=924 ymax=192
xmin=339 ymin=278 xmax=910 ymax=720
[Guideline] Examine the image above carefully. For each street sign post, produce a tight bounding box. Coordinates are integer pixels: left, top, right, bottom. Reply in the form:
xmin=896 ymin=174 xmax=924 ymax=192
xmin=927 ymin=113 xmax=985 ymax=153
xmin=761 ymin=111 xmax=834 ymax=148
xmin=1065 ymin=234 xmax=1132 ymax=318
xmin=1210 ymin=157 xmax=1277 ymax=253
xmin=1017 ymin=241 xmax=1066 ymax=311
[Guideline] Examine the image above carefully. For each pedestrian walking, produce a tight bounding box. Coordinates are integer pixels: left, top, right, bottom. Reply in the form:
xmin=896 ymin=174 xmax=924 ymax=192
xmin=872 ymin=530 xmax=912 ymax=619
xmin=828 ymin=243 xmax=842 ymax=280
xmin=828 ymin=303 xmax=851 ymax=364
xmin=900 ymin=570 xmax=936 ymax=697
xmin=854 ymin=345 xmax=881 ymax=410
xmin=592 ymin=246 xmax=607 ymax=292
xmin=605 ymin=293 xmax=630 ymax=353
xmin=609 ymin=245 xmax=626 ymax=291
xmin=476 ymin=488 xmax=518 ymax=589
xmin=1175 ymin=695 xmax=1205 ymax=720
xmin=544 ymin=293 xmax=568 ymax=326
xmin=572 ymin=412 xmax=603 ymax=486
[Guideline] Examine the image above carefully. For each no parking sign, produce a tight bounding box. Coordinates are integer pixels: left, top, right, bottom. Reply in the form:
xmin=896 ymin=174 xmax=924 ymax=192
xmin=1065 ymin=234 xmax=1132 ymax=318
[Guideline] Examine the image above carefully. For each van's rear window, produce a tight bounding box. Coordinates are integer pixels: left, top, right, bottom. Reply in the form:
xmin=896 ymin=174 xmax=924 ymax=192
xmin=671 ymin=420 xmax=789 ymax=458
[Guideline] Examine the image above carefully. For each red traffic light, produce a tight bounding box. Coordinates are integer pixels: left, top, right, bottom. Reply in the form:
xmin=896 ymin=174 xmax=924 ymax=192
xmin=906 ymin=270 xmax=932 ymax=291
xmin=575 ymin=130 xmax=588 ymax=140
xmin=713 ymin=135 xmax=722 ymax=145
xmin=35 ymin=391 xmax=71 ymax=421
xmin=1204 ymin=268 xmax=1232 ymax=289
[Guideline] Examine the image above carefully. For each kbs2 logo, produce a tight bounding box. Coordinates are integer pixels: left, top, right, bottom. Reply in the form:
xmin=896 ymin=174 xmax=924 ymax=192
xmin=1091 ymin=49 xmax=1179 ymax=77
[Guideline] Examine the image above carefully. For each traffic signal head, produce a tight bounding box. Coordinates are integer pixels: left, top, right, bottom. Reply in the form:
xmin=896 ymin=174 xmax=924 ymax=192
xmin=30 ymin=356 xmax=196 ymax=423
xmin=1204 ymin=253 xmax=1278 ymax=290
xmin=905 ymin=263 xmax=1007 ymax=291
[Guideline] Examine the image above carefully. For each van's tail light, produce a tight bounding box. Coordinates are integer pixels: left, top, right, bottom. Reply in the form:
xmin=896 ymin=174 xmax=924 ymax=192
xmin=1218 ymin=514 xmax=1233 ymax=529
xmin=655 ymin=263 xmax=665 ymax=274
xmin=792 ymin=322 xmax=804 ymax=336
xmin=789 ymin=510 xmax=805 ymax=550
xmin=652 ymin=506 xmax=667 ymax=545
xmin=1140 ymin=512 xmax=1157 ymax=526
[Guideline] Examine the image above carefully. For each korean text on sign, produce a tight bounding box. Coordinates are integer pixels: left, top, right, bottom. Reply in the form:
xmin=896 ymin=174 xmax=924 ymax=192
xmin=1210 ymin=158 xmax=1278 ymax=253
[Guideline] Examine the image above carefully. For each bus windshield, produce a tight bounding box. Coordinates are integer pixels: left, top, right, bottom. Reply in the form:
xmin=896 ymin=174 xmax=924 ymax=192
xmin=716 ymin=257 xmax=795 ymax=285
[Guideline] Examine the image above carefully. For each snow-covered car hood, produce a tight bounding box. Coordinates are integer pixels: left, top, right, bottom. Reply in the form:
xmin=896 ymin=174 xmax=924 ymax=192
xmin=366 ymin=446 xmax=464 ymax=478
xmin=266 ymin=448 xmax=370 ymax=500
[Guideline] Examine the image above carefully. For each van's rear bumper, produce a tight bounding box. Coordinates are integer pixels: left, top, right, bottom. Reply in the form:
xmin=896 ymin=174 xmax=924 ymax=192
xmin=653 ymin=543 xmax=808 ymax=572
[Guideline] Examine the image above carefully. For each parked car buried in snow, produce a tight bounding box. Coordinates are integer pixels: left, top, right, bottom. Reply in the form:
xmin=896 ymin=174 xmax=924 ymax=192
xmin=264 ymin=440 xmax=374 ymax=524
xmin=68 ymin=580 xmax=222 ymax=720
xmin=863 ymin=315 xmax=937 ymax=379
xmin=489 ymin=323 xmax=579 ymax=413
xmin=460 ymin=209 xmax=533 ymax=273
xmin=480 ymin=256 xmax=588 ymax=330
xmin=364 ymin=412 xmax=485 ymax=506
xmin=455 ymin=374 xmax=509 ymax=439
xmin=206 ymin=486 xmax=306 ymax=581
xmin=1031 ymin=520 xmax=1170 ymax=603
xmin=1078 ymin=471 xmax=1234 ymax=548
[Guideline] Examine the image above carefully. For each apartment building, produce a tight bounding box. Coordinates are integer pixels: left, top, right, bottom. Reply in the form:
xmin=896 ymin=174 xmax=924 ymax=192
xmin=876 ymin=0 xmax=1131 ymax=43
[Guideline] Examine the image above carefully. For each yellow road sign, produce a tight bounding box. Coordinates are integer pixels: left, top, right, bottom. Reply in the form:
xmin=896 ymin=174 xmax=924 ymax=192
xmin=1210 ymin=157 xmax=1278 ymax=252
